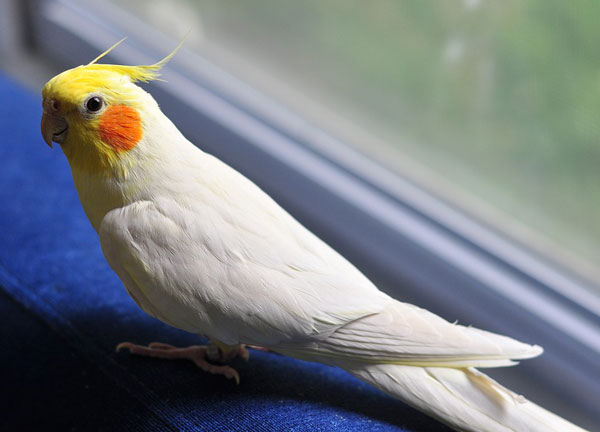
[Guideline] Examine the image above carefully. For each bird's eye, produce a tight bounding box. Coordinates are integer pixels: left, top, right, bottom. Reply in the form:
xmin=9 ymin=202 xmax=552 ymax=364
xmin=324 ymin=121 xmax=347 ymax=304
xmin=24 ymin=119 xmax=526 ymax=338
xmin=85 ymin=96 xmax=103 ymax=113
xmin=50 ymin=99 xmax=60 ymax=112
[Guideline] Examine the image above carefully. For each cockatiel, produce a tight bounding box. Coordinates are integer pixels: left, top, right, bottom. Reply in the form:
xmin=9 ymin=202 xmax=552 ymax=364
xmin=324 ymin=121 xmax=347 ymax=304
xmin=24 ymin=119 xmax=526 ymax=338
xmin=40 ymin=41 xmax=587 ymax=432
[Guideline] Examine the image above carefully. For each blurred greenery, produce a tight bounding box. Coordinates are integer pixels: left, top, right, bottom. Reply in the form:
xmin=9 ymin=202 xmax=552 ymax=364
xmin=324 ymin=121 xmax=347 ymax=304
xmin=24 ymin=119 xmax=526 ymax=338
xmin=126 ymin=0 xmax=600 ymax=273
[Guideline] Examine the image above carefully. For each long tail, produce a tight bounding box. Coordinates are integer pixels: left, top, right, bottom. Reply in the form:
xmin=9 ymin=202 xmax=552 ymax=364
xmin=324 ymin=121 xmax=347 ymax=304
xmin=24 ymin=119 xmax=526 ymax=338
xmin=344 ymin=363 xmax=587 ymax=432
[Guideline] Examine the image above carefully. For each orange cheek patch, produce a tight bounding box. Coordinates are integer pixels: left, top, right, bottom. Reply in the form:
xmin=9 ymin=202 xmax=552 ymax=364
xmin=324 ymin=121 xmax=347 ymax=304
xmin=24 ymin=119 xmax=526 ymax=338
xmin=98 ymin=105 xmax=143 ymax=152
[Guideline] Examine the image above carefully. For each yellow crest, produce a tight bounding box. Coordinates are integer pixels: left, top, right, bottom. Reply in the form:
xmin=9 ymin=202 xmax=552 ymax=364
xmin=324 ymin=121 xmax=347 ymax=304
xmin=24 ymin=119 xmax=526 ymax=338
xmin=42 ymin=35 xmax=186 ymax=112
xmin=86 ymin=36 xmax=185 ymax=83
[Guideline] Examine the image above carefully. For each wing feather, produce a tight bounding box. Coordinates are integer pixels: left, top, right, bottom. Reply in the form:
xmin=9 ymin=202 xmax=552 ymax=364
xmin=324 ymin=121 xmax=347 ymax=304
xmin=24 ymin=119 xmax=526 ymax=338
xmin=276 ymin=301 xmax=542 ymax=367
xmin=100 ymin=154 xmax=540 ymax=364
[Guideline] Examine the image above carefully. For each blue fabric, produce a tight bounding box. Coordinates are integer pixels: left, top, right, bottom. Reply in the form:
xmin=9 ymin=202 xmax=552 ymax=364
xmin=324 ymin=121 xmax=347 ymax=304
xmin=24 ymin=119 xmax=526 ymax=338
xmin=0 ymin=71 xmax=451 ymax=431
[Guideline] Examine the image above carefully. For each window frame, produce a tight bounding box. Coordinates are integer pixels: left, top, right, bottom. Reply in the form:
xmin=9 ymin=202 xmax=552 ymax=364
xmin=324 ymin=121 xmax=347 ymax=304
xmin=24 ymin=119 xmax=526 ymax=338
xmin=27 ymin=0 xmax=600 ymax=428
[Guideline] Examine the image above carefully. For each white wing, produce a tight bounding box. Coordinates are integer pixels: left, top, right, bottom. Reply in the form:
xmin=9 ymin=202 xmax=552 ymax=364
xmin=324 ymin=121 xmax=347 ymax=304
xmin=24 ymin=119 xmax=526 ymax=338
xmin=99 ymin=153 xmax=388 ymax=346
xmin=99 ymin=153 xmax=539 ymax=365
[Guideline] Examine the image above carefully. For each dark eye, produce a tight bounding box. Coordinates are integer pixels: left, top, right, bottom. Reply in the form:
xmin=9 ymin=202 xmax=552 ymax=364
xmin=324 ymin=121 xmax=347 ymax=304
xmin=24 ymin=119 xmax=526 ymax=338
xmin=85 ymin=96 xmax=103 ymax=112
xmin=50 ymin=99 xmax=60 ymax=112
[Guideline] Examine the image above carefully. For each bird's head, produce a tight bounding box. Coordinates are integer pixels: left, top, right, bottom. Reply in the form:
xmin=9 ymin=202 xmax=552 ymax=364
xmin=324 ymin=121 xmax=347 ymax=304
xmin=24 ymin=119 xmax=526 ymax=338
xmin=41 ymin=39 xmax=178 ymax=174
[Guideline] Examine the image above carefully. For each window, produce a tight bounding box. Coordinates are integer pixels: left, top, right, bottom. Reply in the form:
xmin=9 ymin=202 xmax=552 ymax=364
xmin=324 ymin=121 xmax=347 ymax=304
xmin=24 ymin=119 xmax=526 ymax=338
xmin=119 ymin=0 xmax=600 ymax=287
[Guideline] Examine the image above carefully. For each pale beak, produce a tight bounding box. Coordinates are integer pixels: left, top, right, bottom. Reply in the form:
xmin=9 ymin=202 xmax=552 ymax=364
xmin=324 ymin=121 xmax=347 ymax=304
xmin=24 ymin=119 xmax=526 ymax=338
xmin=41 ymin=111 xmax=68 ymax=148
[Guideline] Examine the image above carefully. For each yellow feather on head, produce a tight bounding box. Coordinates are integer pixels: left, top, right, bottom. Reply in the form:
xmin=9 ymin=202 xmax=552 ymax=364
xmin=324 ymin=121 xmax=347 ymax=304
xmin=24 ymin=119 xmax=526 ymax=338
xmin=86 ymin=37 xmax=182 ymax=83
xmin=41 ymin=37 xmax=184 ymax=175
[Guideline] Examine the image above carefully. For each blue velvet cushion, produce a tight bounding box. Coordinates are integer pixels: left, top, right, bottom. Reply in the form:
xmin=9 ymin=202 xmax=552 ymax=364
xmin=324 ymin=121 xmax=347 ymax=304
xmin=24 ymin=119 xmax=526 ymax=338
xmin=0 ymin=71 xmax=450 ymax=431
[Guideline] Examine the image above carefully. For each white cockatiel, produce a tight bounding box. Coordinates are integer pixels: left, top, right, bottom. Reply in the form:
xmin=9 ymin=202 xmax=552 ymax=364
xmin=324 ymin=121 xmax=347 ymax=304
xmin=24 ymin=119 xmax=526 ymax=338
xmin=40 ymin=42 xmax=587 ymax=432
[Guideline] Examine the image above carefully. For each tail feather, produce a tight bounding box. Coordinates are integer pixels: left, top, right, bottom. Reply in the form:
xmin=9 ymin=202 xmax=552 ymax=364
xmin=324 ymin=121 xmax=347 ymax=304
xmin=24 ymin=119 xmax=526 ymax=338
xmin=344 ymin=363 xmax=587 ymax=432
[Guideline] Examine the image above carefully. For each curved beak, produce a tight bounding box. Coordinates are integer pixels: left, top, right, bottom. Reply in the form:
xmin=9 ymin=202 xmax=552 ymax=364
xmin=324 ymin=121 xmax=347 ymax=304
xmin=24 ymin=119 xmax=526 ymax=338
xmin=41 ymin=111 xmax=68 ymax=148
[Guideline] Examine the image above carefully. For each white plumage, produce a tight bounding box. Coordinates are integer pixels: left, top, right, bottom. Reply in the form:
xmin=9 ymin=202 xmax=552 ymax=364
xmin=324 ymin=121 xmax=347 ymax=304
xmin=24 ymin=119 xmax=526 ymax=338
xmin=65 ymin=80 xmax=585 ymax=432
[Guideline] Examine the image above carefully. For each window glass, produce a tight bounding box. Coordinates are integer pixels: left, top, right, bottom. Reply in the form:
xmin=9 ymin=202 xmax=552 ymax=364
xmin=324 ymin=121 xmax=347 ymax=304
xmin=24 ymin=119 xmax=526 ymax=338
xmin=119 ymin=0 xmax=600 ymax=285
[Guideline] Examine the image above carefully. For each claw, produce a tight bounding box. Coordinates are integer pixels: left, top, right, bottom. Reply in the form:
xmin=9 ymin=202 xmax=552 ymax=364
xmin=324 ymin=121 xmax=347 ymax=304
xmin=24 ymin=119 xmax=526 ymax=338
xmin=116 ymin=341 xmax=134 ymax=352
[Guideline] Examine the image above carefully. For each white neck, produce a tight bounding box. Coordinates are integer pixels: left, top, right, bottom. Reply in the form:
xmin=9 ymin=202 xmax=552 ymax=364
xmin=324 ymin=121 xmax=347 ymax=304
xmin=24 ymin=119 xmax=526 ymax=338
xmin=67 ymin=106 xmax=205 ymax=232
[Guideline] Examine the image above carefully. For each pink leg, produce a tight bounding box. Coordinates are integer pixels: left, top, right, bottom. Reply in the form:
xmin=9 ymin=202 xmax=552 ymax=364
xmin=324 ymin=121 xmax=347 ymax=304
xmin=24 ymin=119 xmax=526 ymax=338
xmin=212 ymin=343 xmax=251 ymax=362
xmin=246 ymin=345 xmax=270 ymax=353
xmin=116 ymin=341 xmax=245 ymax=384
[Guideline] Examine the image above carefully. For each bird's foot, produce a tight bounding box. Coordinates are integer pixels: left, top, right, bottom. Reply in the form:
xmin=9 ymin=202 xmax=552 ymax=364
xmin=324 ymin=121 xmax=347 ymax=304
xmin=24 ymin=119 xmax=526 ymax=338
xmin=207 ymin=342 xmax=251 ymax=363
xmin=116 ymin=341 xmax=249 ymax=384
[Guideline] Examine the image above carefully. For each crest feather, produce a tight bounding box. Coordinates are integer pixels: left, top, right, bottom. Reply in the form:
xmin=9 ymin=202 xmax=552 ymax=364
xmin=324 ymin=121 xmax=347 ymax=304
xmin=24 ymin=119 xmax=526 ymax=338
xmin=86 ymin=36 xmax=186 ymax=83
xmin=88 ymin=37 xmax=128 ymax=65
